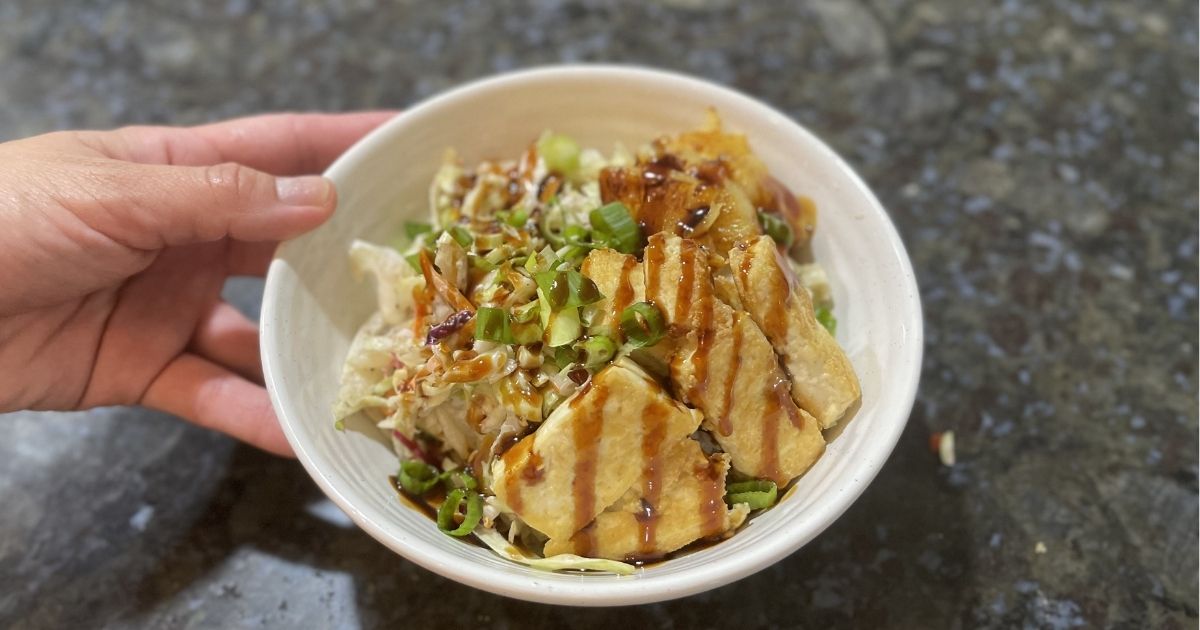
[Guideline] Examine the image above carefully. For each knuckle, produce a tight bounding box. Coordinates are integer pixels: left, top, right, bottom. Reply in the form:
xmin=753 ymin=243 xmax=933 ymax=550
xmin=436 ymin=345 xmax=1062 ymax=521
xmin=203 ymin=162 xmax=257 ymax=202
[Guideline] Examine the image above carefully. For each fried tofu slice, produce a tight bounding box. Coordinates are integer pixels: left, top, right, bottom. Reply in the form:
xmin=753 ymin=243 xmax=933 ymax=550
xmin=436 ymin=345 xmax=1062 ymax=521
xmin=544 ymin=439 xmax=749 ymax=560
xmin=729 ymin=236 xmax=861 ymax=429
xmin=598 ymin=158 xmax=762 ymax=254
xmin=581 ymin=248 xmax=674 ymax=376
xmin=650 ymin=110 xmax=815 ymax=251
xmin=490 ymin=359 xmax=703 ymax=540
xmin=643 ymin=233 xmax=825 ymax=485
xmin=581 ymin=248 xmax=645 ymax=339
xmin=653 ymin=109 xmax=771 ymax=210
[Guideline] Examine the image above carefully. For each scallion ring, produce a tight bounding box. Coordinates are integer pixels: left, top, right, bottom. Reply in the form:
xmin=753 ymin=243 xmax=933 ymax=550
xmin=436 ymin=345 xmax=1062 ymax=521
xmin=448 ymin=225 xmax=474 ymax=248
xmin=534 ymin=270 xmax=604 ymax=310
xmin=397 ymin=460 xmax=441 ymax=496
xmin=725 ymin=479 xmax=778 ymax=510
xmin=580 ymin=335 xmax=617 ymax=368
xmin=404 ymin=221 xmax=433 ymax=240
xmin=474 ymin=306 xmax=512 ymax=343
xmin=441 ymin=469 xmax=478 ymax=491
xmin=437 ymin=489 xmax=483 ymax=536
xmin=757 ymin=210 xmax=794 ymax=249
xmin=590 ymin=202 xmax=642 ymax=254
xmin=619 ymin=302 xmax=666 ymax=348
xmin=815 ymin=306 xmax=837 ymax=336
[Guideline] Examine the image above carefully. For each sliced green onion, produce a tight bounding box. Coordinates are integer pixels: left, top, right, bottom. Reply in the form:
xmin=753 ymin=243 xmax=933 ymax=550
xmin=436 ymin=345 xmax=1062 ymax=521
xmin=620 ymin=302 xmax=666 ymax=348
xmin=448 ymin=225 xmax=474 ymax=248
xmin=511 ymin=300 xmax=540 ymax=324
xmin=398 ymin=460 xmax=441 ymax=495
xmin=499 ymin=208 xmax=529 ymax=228
xmin=537 ymin=132 xmax=581 ymax=177
xmin=437 ymin=489 xmax=483 ymax=537
xmin=725 ymin=479 xmax=778 ymax=510
xmin=540 ymin=222 xmax=567 ymax=249
xmin=405 ymin=221 xmax=434 ymax=240
xmin=545 ymin=307 xmax=582 ymax=347
xmin=484 ymin=246 xmax=511 ymax=266
xmin=534 ymin=270 xmax=604 ymax=310
xmin=510 ymin=300 xmax=539 ymax=324
xmin=815 ymin=306 xmax=837 ymax=336
xmin=757 ymin=210 xmax=794 ymax=248
xmin=474 ymin=306 xmax=512 ymax=343
xmin=590 ymin=202 xmax=642 ymax=254
xmin=404 ymin=248 xmax=433 ymax=273
xmin=441 ymin=469 xmax=478 ymax=491
xmin=510 ymin=320 xmax=544 ymax=345
xmin=474 ymin=231 xmax=505 ymax=250
xmin=564 ymin=224 xmax=589 ymax=243
xmin=552 ymin=344 xmax=581 ymax=369
xmin=469 ymin=254 xmax=497 ymax=272
xmin=525 ymin=246 xmax=558 ymax=274
xmin=579 ymin=335 xmax=617 ymax=368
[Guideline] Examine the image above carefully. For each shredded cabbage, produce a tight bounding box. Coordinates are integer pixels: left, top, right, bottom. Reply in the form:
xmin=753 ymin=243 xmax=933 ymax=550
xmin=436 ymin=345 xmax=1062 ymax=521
xmin=348 ymin=240 xmax=425 ymax=325
xmin=473 ymin=528 xmax=636 ymax=575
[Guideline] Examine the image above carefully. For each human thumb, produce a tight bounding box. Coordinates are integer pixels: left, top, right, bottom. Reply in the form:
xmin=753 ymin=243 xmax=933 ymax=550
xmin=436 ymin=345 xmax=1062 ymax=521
xmin=85 ymin=161 xmax=337 ymax=249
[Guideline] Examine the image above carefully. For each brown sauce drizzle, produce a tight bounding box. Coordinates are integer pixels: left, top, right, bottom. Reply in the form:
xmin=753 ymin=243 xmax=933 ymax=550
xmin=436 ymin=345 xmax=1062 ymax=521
xmin=687 ymin=243 xmax=717 ymax=402
xmin=644 ymin=236 xmax=666 ymax=305
xmin=774 ymin=378 xmax=805 ymax=431
xmin=674 ymin=240 xmax=696 ymax=325
xmin=676 ymin=205 xmax=710 ymax=236
xmin=760 ymin=380 xmax=782 ymax=484
xmin=443 ymin=353 xmax=499 ymax=383
xmin=573 ymin=522 xmax=598 ymax=558
xmin=650 ymin=153 xmax=684 ymax=171
xmin=521 ymin=449 xmax=545 ymax=484
xmin=761 ymin=253 xmax=791 ymax=340
xmin=610 ymin=256 xmax=638 ymax=333
xmin=537 ymin=174 xmax=562 ymax=203
xmin=718 ymin=314 xmax=743 ymax=436
xmin=571 ymin=382 xmax=609 ymax=554
xmin=500 ymin=437 xmax=535 ymax=514
xmin=411 ymin=285 xmax=430 ymax=338
xmin=736 ymin=242 xmax=754 ymax=295
xmin=637 ymin=401 xmax=669 ymax=555
xmin=465 ymin=394 xmax=488 ymax=431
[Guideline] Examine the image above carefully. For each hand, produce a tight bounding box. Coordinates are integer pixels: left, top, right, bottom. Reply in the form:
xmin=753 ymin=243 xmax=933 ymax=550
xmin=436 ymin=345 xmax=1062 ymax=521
xmin=0 ymin=112 xmax=395 ymax=456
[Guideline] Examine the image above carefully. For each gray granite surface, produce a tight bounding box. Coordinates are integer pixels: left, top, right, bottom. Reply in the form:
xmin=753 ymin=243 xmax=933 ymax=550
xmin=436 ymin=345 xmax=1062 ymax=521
xmin=0 ymin=0 xmax=1196 ymax=628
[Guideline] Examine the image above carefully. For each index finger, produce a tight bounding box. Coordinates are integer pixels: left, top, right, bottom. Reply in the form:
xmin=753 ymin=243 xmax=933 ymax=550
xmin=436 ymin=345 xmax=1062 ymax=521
xmin=101 ymin=111 xmax=398 ymax=175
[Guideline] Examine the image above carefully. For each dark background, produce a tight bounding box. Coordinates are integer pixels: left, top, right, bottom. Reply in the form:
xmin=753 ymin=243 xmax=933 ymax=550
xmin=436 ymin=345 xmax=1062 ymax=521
xmin=0 ymin=1 xmax=1196 ymax=628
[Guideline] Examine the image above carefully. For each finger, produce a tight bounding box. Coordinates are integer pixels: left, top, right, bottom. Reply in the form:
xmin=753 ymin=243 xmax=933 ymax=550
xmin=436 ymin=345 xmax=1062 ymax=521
xmin=191 ymin=301 xmax=262 ymax=383
xmin=226 ymin=241 xmax=279 ymax=277
xmin=142 ymin=353 xmax=293 ymax=457
xmin=102 ymin=111 xmax=398 ymax=175
xmin=83 ymin=160 xmax=336 ymax=249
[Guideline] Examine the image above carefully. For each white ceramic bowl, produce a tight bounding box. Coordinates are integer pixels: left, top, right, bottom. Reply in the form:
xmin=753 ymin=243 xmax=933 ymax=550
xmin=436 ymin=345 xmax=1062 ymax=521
xmin=261 ymin=65 xmax=922 ymax=606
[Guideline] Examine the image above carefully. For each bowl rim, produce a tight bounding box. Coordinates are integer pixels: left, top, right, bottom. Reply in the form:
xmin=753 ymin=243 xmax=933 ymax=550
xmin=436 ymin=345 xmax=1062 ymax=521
xmin=261 ymin=63 xmax=923 ymax=606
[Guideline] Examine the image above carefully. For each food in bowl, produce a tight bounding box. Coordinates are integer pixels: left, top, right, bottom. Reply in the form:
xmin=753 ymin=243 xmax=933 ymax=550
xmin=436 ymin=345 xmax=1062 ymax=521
xmin=332 ymin=112 xmax=861 ymax=573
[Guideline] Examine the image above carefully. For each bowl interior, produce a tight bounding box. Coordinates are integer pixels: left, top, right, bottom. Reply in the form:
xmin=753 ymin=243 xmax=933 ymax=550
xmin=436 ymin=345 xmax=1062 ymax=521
xmin=261 ymin=66 xmax=922 ymax=606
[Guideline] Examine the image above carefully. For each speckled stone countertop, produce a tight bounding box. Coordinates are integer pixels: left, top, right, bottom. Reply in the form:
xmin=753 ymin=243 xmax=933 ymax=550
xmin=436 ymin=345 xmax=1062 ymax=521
xmin=0 ymin=1 xmax=1196 ymax=628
